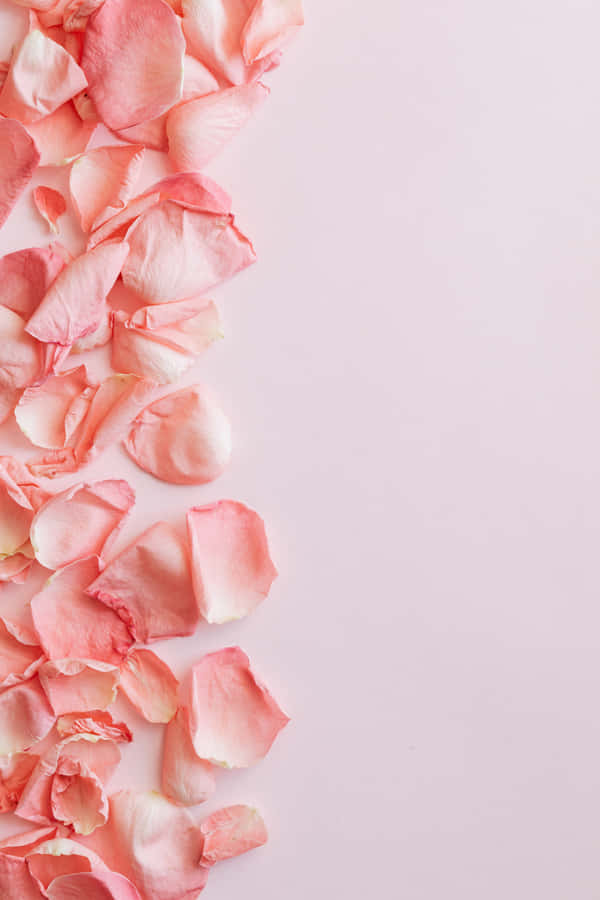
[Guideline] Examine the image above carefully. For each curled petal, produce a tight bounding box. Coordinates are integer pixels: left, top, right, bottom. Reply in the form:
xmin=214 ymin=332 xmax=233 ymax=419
xmin=119 ymin=649 xmax=179 ymax=724
xmin=26 ymin=101 xmax=97 ymax=166
xmin=38 ymin=659 xmax=120 ymax=714
xmin=69 ymin=145 xmax=145 ymax=233
xmin=0 ymin=619 xmax=43 ymax=689
xmin=182 ymin=0 xmax=257 ymax=85
xmin=63 ymin=0 xmax=106 ymax=32
xmin=200 ymin=805 xmax=268 ymax=865
xmin=144 ymin=172 xmax=231 ymax=213
xmin=241 ymin=0 xmax=304 ymax=63
xmin=85 ymin=193 xmax=161 ymax=251
xmin=167 ymin=83 xmax=269 ymax=171
xmin=161 ymin=708 xmax=215 ymax=806
xmin=0 ymin=455 xmax=38 ymax=558
xmin=33 ymin=186 xmax=67 ymax=233
xmin=0 ymin=677 xmax=55 ymax=756
xmin=0 ymin=552 xmax=35 ymax=584
xmin=47 ymin=871 xmax=143 ymax=900
xmin=57 ymin=711 xmax=132 ymax=743
xmin=0 ymin=118 xmax=40 ymax=230
xmin=71 ymin=305 xmax=113 ymax=353
xmin=0 ymin=244 xmax=66 ymax=319
xmin=30 ymin=479 xmax=135 ymax=571
xmin=182 ymin=646 xmax=289 ymax=768
xmin=0 ymin=753 xmax=40 ymax=813
xmin=26 ymin=838 xmax=109 ymax=892
xmin=81 ymin=0 xmax=185 ymax=131
xmin=87 ymin=522 xmax=199 ymax=643
xmin=16 ymin=365 xmax=91 ymax=449
xmin=0 ymin=305 xmax=44 ymax=425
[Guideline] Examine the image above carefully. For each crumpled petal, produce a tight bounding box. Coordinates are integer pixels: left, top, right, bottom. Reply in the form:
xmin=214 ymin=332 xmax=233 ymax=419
xmin=26 ymin=240 xmax=129 ymax=346
xmin=0 ymin=244 xmax=66 ymax=318
xmin=16 ymin=365 xmax=91 ymax=449
xmin=0 ymin=118 xmax=40 ymax=229
xmin=167 ymin=83 xmax=268 ymax=171
xmin=124 ymin=385 xmax=231 ymax=485
xmin=57 ymin=711 xmax=132 ymax=743
xmin=0 ymin=30 xmax=87 ymax=123
xmin=187 ymin=500 xmax=277 ymax=624
xmin=182 ymin=646 xmax=289 ymax=767
xmin=48 ymin=871 xmax=143 ymax=900
xmin=0 ymin=677 xmax=55 ymax=756
xmin=0 ymin=618 xmax=44 ymax=689
xmin=81 ymin=0 xmax=185 ymax=131
xmin=161 ymin=708 xmax=215 ymax=806
xmin=119 ymin=649 xmax=178 ymax=724
xmin=26 ymin=101 xmax=97 ymax=166
xmin=200 ymin=805 xmax=268 ymax=865
xmin=69 ymin=145 xmax=145 ymax=232
xmin=0 ymin=753 xmax=40 ymax=813
xmin=121 ymin=201 xmax=255 ymax=303
xmin=0 ymin=305 xmax=44 ymax=424
xmin=80 ymin=790 xmax=209 ymax=900
xmin=86 ymin=522 xmax=198 ymax=643
xmin=33 ymin=186 xmax=67 ymax=233
xmin=241 ymin=0 xmax=304 ymax=63
xmin=38 ymin=659 xmax=120 ymax=714
xmin=30 ymin=479 xmax=135 ymax=571
xmin=112 ymin=298 xmax=221 ymax=384
xmin=26 ymin=838 xmax=109 ymax=892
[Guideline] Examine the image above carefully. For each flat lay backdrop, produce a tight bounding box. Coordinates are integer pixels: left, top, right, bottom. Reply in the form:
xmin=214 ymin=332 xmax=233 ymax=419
xmin=2 ymin=1 xmax=600 ymax=897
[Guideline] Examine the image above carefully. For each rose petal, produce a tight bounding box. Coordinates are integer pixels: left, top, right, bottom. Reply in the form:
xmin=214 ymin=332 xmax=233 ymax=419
xmin=26 ymin=838 xmax=109 ymax=892
xmin=57 ymin=711 xmax=132 ymax=743
xmin=0 ymin=753 xmax=40 ymax=813
xmin=48 ymin=871 xmax=143 ymax=900
xmin=81 ymin=0 xmax=185 ymax=131
xmin=182 ymin=646 xmax=289 ymax=767
xmin=200 ymin=805 xmax=267 ymax=865
xmin=241 ymin=0 xmax=304 ymax=64
xmin=0 ymin=118 xmax=40 ymax=229
xmin=0 ymin=244 xmax=66 ymax=318
xmin=119 ymin=649 xmax=178 ymax=724
xmin=71 ymin=305 xmax=113 ymax=353
xmin=16 ymin=365 xmax=91 ymax=449
xmin=85 ymin=194 xmax=161 ymax=251
xmin=112 ymin=298 xmax=221 ymax=384
xmin=124 ymin=385 xmax=230 ymax=485
xmin=69 ymin=145 xmax=145 ymax=233
xmin=167 ymin=83 xmax=268 ymax=171
xmin=0 ymin=677 xmax=55 ymax=755
xmin=182 ymin=0 xmax=258 ymax=85
xmin=32 ymin=186 xmax=67 ymax=234
xmin=26 ymin=240 xmax=129 ymax=346
xmin=63 ymin=0 xmax=105 ymax=32
xmin=39 ymin=659 xmax=120 ymax=714
xmin=0 ymin=619 xmax=43 ymax=689
xmin=87 ymin=522 xmax=198 ymax=643
xmin=0 ymin=455 xmax=39 ymax=557
xmin=26 ymin=102 xmax=97 ymax=166
xmin=0 ymin=305 xmax=44 ymax=424
xmin=0 ymin=826 xmax=61 ymax=900
xmin=121 ymin=201 xmax=255 ymax=304
xmin=0 ymin=552 xmax=35 ymax=584
xmin=187 ymin=500 xmax=277 ymax=624
xmin=30 ymin=479 xmax=135 ymax=571
xmin=161 ymin=708 xmax=215 ymax=806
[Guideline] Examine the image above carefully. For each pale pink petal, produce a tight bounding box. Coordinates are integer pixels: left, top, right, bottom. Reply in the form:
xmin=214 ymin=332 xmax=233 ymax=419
xmin=187 ymin=500 xmax=277 ymax=624
xmin=0 ymin=305 xmax=44 ymax=424
xmin=112 ymin=299 xmax=221 ymax=384
xmin=86 ymin=194 xmax=161 ymax=251
xmin=31 ymin=479 xmax=135 ymax=571
xmin=122 ymin=202 xmax=255 ymax=303
xmin=167 ymin=83 xmax=268 ymax=171
xmin=50 ymin=739 xmax=120 ymax=834
xmin=241 ymin=0 xmax=303 ymax=63
xmin=26 ymin=838 xmax=109 ymax=891
xmin=0 ymin=677 xmax=55 ymax=755
xmin=182 ymin=0 xmax=254 ymax=85
xmin=26 ymin=240 xmax=129 ymax=346
xmin=72 ymin=88 xmax=99 ymax=121
xmin=161 ymin=708 xmax=215 ymax=806
xmin=71 ymin=305 xmax=113 ymax=352
xmin=115 ymin=118 xmax=169 ymax=153
xmin=119 ymin=649 xmax=178 ymax=724
xmin=181 ymin=54 xmax=220 ymax=97
xmin=0 ymin=618 xmax=43 ymax=689
xmin=26 ymin=102 xmax=97 ymax=166
xmin=0 ymin=244 xmax=66 ymax=318
xmin=144 ymin=172 xmax=231 ymax=213
xmin=0 ymin=30 xmax=87 ymax=123
xmin=0 ymin=827 xmax=61 ymax=900
xmin=125 ymin=385 xmax=230 ymax=485
xmin=16 ymin=365 xmax=90 ymax=449
xmin=182 ymin=646 xmax=289 ymax=767
xmin=48 ymin=871 xmax=143 ymax=900
xmin=80 ymin=790 xmax=209 ymax=900
xmin=57 ymin=711 xmax=132 ymax=743
xmin=0 ymin=753 xmax=40 ymax=813
xmin=32 ymin=186 xmax=67 ymax=234
xmin=0 ymin=552 xmax=35 ymax=584
xmin=39 ymin=659 xmax=120 ymax=715
xmin=200 ymin=805 xmax=267 ymax=865
xmin=81 ymin=0 xmax=185 ymax=131
xmin=87 ymin=522 xmax=198 ymax=642
xmin=0 ymin=455 xmax=38 ymax=557
xmin=0 ymin=118 xmax=40 ymax=229
xmin=63 ymin=0 xmax=105 ymax=32
xmin=69 ymin=145 xmax=145 ymax=233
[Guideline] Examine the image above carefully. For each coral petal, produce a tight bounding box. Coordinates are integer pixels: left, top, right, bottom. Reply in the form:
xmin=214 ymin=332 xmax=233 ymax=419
xmin=0 ymin=118 xmax=40 ymax=229
xmin=119 ymin=649 xmax=179 ymax=724
xmin=33 ymin=186 xmax=67 ymax=233
xmin=200 ymin=805 xmax=268 ymax=865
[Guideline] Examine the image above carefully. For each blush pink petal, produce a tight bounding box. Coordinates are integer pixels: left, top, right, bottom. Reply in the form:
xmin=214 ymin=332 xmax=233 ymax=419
xmin=119 ymin=649 xmax=178 ymax=724
xmin=63 ymin=0 xmax=105 ymax=32
xmin=0 ymin=753 xmax=40 ymax=813
xmin=71 ymin=305 xmax=113 ymax=352
xmin=26 ymin=838 xmax=109 ymax=892
xmin=0 ymin=244 xmax=66 ymax=318
xmin=0 ymin=454 xmax=40 ymax=557
xmin=38 ymin=659 xmax=120 ymax=714
xmin=0 ymin=30 xmax=87 ymax=123
xmin=33 ymin=186 xmax=67 ymax=233
xmin=182 ymin=646 xmax=289 ymax=767
xmin=0 ymin=118 xmax=40 ymax=229
xmin=26 ymin=240 xmax=129 ymax=346
xmin=121 ymin=201 xmax=255 ymax=303
xmin=0 ymin=827 xmax=62 ymax=900
xmin=0 ymin=305 xmax=44 ymax=424
xmin=26 ymin=102 xmax=97 ymax=166
xmin=187 ymin=500 xmax=277 ymax=624
xmin=0 ymin=618 xmax=43 ymax=688
xmin=161 ymin=708 xmax=215 ymax=806
xmin=85 ymin=194 xmax=161 ymax=251
xmin=57 ymin=711 xmax=132 ymax=743
xmin=81 ymin=0 xmax=185 ymax=131
xmin=112 ymin=299 xmax=221 ymax=384
xmin=30 ymin=479 xmax=135 ymax=571
xmin=87 ymin=522 xmax=198 ymax=642
xmin=0 ymin=551 xmax=35 ymax=584
xmin=48 ymin=871 xmax=143 ymax=900
xmin=167 ymin=83 xmax=268 ymax=171
xmin=241 ymin=0 xmax=304 ymax=63
xmin=145 ymin=172 xmax=231 ymax=213
xmin=0 ymin=677 xmax=55 ymax=756
xmin=200 ymin=805 xmax=267 ymax=865
xmin=16 ymin=365 xmax=90 ymax=449
xmin=182 ymin=0 xmax=255 ymax=85
xmin=69 ymin=145 xmax=145 ymax=232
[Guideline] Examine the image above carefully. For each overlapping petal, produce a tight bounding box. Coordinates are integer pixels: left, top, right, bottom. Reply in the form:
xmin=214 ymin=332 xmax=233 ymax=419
xmin=38 ymin=658 xmax=120 ymax=714
xmin=0 ymin=244 xmax=66 ymax=318
xmin=26 ymin=838 xmax=109 ymax=892
xmin=16 ymin=365 xmax=91 ymax=449
xmin=161 ymin=708 xmax=215 ymax=806
xmin=26 ymin=102 xmax=97 ymax=166
xmin=119 ymin=649 xmax=178 ymax=724
xmin=0 ymin=619 xmax=44 ymax=689
xmin=241 ymin=0 xmax=304 ymax=63
xmin=182 ymin=0 xmax=258 ymax=85
xmin=0 ymin=305 xmax=44 ymax=424
xmin=33 ymin=186 xmax=67 ymax=233
xmin=48 ymin=871 xmax=143 ymax=900
xmin=69 ymin=145 xmax=145 ymax=232
xmin=0 ymin=677 xmax=55 ymax=756
xmin=0 ymin=455 xmax=47 ymax=559
xmin=0 ymin=753 xmax=40 ymax=813
xmin=0 ymin=118 xmax=40 ymax=229
xmin=200 ymin=805 xmax=268 ymax=865
xmin=57 ymin=711 xmax=132 ymax=743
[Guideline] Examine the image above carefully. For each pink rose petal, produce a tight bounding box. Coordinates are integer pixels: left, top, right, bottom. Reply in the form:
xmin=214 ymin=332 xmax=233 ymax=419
xmin=200 ymin=805 xmax=268 ymax=865
xmin=182 ymin=646 xmax=289 ymax=767
xmin=16 ymin=365 xmax=91 ymax=449
xmin=26 ymin=102 xmax=97 ymax=166
xmin=0 ymin=118 xmax=40 ymax=229
xmin=161 ymin=708 xmax=215 ymax=806
xmin=0 ymin=826 xmax=62 ymax=900
xmin=0 ymin=305 xmax=44 ymax=424
xmin=26 ymin=838 xmax=109 ymax=892
xmin=242 ymin=0 xmax=304 ymax=64
xmin=81 ymin=0 xmax=185 ymax=131
xmin=33 ymin=186 xmax=67 ymax=233
xmin=69 ymin=145 xmax=145 ymax=233
xmin=71 ymin=305 xmax=113 ymax=353
xmin=38 ymin=659 xmax=120 ymax=714
xmin=182 ymin=0 xmax=258 ymax=85
xmin=63 ymin=0 xmax=105 ymax=32
xmin=0 ymin=551 xmax=35 ymax=584
xmin=124 ymin=385 xmax=231 ymax=485
xmin=0 ymin=454 xmax=41 ymax=557
xmin=87 ymin=522 xmax=199 ymax=643
xmin=0 ymin=677 xmax=55 ymax=756
xmin=0 ymin=753 xmax=40 ymax=813
xmin=0 ymin=618 xmax=43 ymax=689
xmin=57 ymin=711 xmax=132 ymax=743
xmin=0 ymin=244 xmax=66 ymax=318
xmin=119 ymin=649 xmax=179 ymax=724
xmin=47 ymin=871 xmax=143 ymax=900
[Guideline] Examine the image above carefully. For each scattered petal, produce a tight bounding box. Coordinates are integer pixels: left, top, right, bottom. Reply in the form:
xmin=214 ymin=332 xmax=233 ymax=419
xmin=63 ymin=0 xmax=105 ymax=32
xmin=57 ymin=711 xmax=132 ymax=743
xmin=48 ymin=871 xmax=143 ymax=900
xmin=161 ymin=708 xmax=215 ymax=806
xmin=145 ymin=172 xmax=231 ymax=213
xmin=0 ymin=677 xmax=55 ymax=756
xmin=26 ymin=101 xmax=97 ymax=166
xmin=0 ymin=305 xmax=44 ymax=424
xmin=33 ymin=186 xmax=67 ymax=233
xmin=182 ymin=0 xmax=257 ymax=85
xmin=241 ymin=0 xmax=304 ymax=64
xmin=200 ymin=805 xmax=268 ymax=865
xmin=0 ymin=454 xmax=43 ymax=558
xmin=119 ymin=649 xmax=179 ymax=724
xmin=16 ymin=365 xmax=91 ymax=449
xmin=0 ymin=753 xmax=40 ymax=813
xmin=69 ymin=145 xmax=145 ymax=232
xmin=0 ymin=244 xmax=66 ymax=318
xmin=39 ymin=658 xmax=120 ymax=714
xmin=86 ymin=193 xmax=161 ymax=251
xmin=0 ymin=118 xmax=40 ymax=230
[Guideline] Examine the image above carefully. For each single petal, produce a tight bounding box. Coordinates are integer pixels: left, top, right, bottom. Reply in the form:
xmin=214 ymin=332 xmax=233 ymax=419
xmin=0 ymin=30 xmax=87 ymax=123
xmin=119 ymin=649 xmax=178 ymax=724
xmin=30 ymin=479 xmax=135 ymax=571
xmin=241 ymin=0 xmax=304 ymax=63
xmin=112 ymin=298 xmax=221 ymax=384
xmin=69 ymin=145 xmax=145 ymax=233
xmin=32 ymin=186 xmax=67 ymax=234
xmin=16 ymin=365 xmax=90 ymax=449
xmin=182 ymin=0 xmax=254 ymax=85
xmin=87 ymin=522 xmax=199 ymax=643
xmin=48 ymin=871 xmax=143 ymax=900
xmin=26 ymin=838 xmax=109 ymax=892
xmin=0 ymin=677 xmax=55 ymax=755
xmin=121 ymin=201 xmax=255 ymax=303
xmin=124 ymin=385 xmax=231 ymax=485
xmin=0 ymin=618 xmax=43 ymax=689
xmin=200 ymin=805 xmax=267 ymax=865
xmin=0 ymin=753 xmax=40 ymax=813
xmin=26 ymin=240 xmax=129 ymax=346
xmin=182 ymin=646 xmax=289 ymax=767
xmin=0 ymin=305 xmax=44 ymax=424
xmin=161 ymin=708 xmax=215 ymax=806
xmin=81 ymin=0 xmax=185 ymax=131
xmin=0 ymin=118 xmax=40 ymax=229
xmin=57 ymin=711 xmax=132 ymax=743
xmin=26 ymin=101 xmax=97 ymax=166
xmin=167 ymin=83 xmax=268 ymax=171
xmin=186 ymin=500 xmax=277 ymax=624
xmin=39 ymin=659 xmax=120 ymax=715
xmin=0 ymin=244 xmax=66 ymax=318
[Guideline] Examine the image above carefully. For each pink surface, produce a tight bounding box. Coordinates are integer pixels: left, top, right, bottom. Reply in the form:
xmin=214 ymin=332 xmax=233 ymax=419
xmin=1 ymin=1 xmax=600 ymax=897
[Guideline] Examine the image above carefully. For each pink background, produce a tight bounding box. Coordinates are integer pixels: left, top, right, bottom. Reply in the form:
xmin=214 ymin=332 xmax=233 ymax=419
xmin=2 ymin=0 xmax=600 ymax=897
